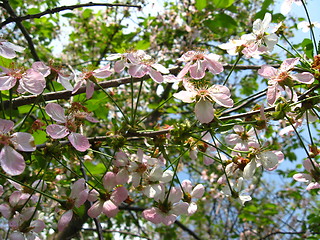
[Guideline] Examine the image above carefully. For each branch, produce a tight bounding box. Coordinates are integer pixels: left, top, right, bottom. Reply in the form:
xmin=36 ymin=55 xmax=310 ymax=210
xmin=4 ymin=64 xmax=303 ymax=109
xmin=0 ymin=2 xmax=141 ymax=28
xmin=1 ymin=0 xmax=40 ymax=61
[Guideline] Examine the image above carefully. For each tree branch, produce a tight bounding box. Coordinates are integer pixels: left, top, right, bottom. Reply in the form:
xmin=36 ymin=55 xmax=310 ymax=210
xmin=0 ymin=2 xmax=141 ymax=28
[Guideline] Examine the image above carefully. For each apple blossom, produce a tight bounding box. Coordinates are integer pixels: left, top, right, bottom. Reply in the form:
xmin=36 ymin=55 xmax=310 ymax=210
xmin=177 ymin=51 xmax=224 ymax=79
xmin=293 ymin=159 xmax=320 ymax=190
xmin=221 ymin=177 xmax=252 ymax=205
xmin=0 ymin=66 xmax=46 ymax=94
xmin=173 ymin=79 xmax=233 ymax=123
xmin=0 ymin=119 xmax=36 ymax=175
xmin=118 ymin=50 xmax=169 ymax=83
xmin=45 ymin=102 xmax=98 ymax=152
xmin=142 ymin=186 xmax=189 ymax=225
xmin=0 ymin=39 xmax=24 ymax=59
xmin=72 ymin=65 xmax=113 ymax=99
xmin=87 ymin=172 xmax=128 ymax=218
xmin=258 ymin=58 xmax=314 ymax=105
xmin=58 ymin=178 xmax=89 ymax=232
xmin=225 ymin=125 xmax=260 ymax=151
xmin=181 ymin=180 xmax=204 ymax=215
xmin=243 ymin=150 xmax=284 ymax=179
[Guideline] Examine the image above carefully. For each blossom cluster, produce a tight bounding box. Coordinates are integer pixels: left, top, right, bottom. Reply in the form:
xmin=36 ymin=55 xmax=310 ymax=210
xmin=0 ymin=5 xmax=319 ymax=239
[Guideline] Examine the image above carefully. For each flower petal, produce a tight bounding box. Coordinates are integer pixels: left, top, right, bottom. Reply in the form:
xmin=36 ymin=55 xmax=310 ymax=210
xmin=58 ymin=210 xmax=73 ymax=232
xmin=0 ymin=146 xmax=25 ymax=176
xmin=46 ymin=124 xmax=69 ymax=139
xmin=11 ymin=132 xmax=36 ymax=152
xmin=68 ymin=132 xmax=90 ymax=152
xmin=195 ymin=99 xmax=214 ymax=123
xmin=45 ymin=103 xmax=67 ymax=123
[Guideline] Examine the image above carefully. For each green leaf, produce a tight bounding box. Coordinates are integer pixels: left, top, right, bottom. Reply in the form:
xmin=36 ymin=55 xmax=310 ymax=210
xmin=0 ymin=56 xmax=12 ymax=68
xmin=33 ymin=130 xmax=47 ymax=145
xmin=27 ymin=8 xmax=41 ymax=15
xmin=195 ymin=0 xmax=207 ymax=11
xmin=204 ymin=13 xmax=237 ymax=33
xmin=62 ymin=13 xmax=77 ymax=18
xmin=136 ymin=40 xmax=150 ymax=50
xmin=212 ymin=0 xmax=235 ymax=8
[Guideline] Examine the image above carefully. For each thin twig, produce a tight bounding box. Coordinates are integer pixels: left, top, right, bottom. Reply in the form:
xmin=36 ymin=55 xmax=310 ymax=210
xmin=0 ymin=2 xmax=141 ymax=28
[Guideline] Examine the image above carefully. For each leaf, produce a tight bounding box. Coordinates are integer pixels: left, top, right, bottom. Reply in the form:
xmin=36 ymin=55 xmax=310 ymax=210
xmin=27 ymin=8 xmax=41 ymax=15
xmin=0 ymin=56 xmax=12 ymax=68
xmin=62 ymin=13 xmax=77 ymax=18
xmin=212 ymin=0 xmax=235 ymax=8
xmin=195 ymin=0 xmax=207 ymax=11
xmin=204 ymin=13 xmax=237 ymax=33
xmin=136 ymin=40 xmax=150 ymax=50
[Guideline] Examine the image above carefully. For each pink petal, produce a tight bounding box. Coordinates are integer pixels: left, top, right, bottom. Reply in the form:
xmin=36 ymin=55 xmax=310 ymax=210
xmin=32 ymin=61 xmax=51 ymax=77
xmin=0 ymin=203 xmax=11 ymax=219
xmin=293 ymin=173 xmax=312 ymax=182
xmin=258 ymin=65 xmax=278 ymax=78
xmin=57 ymin=74 xmax=73 ymax=91
xmin=0 ymin=75 xmax=16 ymax=90
xmin=103 ymin=172 xmax=117 ymax=191
xmin=19 ymin=69 xmax=46 ymax=95
xmin=177 ymin=62 xmax=192 ymax=79
xmin=148 ymin=67 xmax=163 ymax=83
xmin=243 ymin=159 xmax=257 ymax=179
xmin=8 ymin=232 xmax=24 ymax=240
xmin=151 ymin=63 xmax=169 ymax=74
xmin=171 ymin=202 xmax=189 ymax=215
xmin=267 ymin=84 xmax=280 ymax=105
xmin=111 ymin=186 xmax=128 ymax=205
xmin=291 ymin=72 xmax=314 ymax=84
xmin=187 ymin=202 xmax=198 ymax=215
xmin=11 ymin=132 xmax=36 ymax=152
xmin=86 ymin=80 xmax=95 ymax=99
xmin=204 ymin=54 xmax=224 ymax=74
xmin=68 ymin=132 xmax=90 ymax=152
xmin=46 ymin=124 xmax=69 ymax=139
xmin=181 ymin=180 xmax=193 ymax=194
xmin=189 ymin=61 xmax=206 ymax=79
xmin=191 ymin=184 xmax=205 ymax=198
xmin=303 ymin=159 xmax=319 ymax=173
xmin=173 ymin=90 xmax=197 ymax=103
xmin=31 ymin=219 xmax=46 ymax=233
xmin=58 ymin=210 xmax=73 ymax=232
xmin=128 ymin=64 xmax=148 ymax=78
xmin=142 ymin=207 xmax=162 ymax=224
xmin=195 ymin=99 xmax=214 ymax=123
xmin=280 ymin=58 xmax=299 ymax=71
xmin=162 ymin=214 xmax=177 ymax=225
xmin=0 ymin=118 xmax=14 ymax=134
xmin=0 ymin=146 xmax=25 ymax=175
xmin=102 ymin=200 xmax=119 ymax=217
xmin=45 ymin=103 xmax=66 ymax=123
xmin=306 ymin=182 xmax=320 ymax=190
xmin=114 ymin=60 xmax=126 ymax=73
xmin=93 ymin=65 xmax=113 ymax=78
xmin=87 ymin=201 xmax=103 ymax=218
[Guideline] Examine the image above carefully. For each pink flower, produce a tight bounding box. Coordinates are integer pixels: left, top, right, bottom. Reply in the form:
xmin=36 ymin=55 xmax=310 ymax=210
xmin=0 ymin=66 xmax=46 ymax=94
xmin=87 ymin=172 xmax=128 ymax=219
xmin=58 ymin=178 xmax=89 ymax=232
xmin=142 ymin=186 xmax=189 ymax=225
xmin=225 ymin=125 xmax=259 ymax=151
xmin=126 ymin=50 xmax=169 ymax=83
xmin=293 ymin=159 xmax=320 ymax=190
xmin=173 ymin=79 xmax=233 ymax=123
xmin=0 ymin=39 xmax=24 ymax=59
xmin=258 ymin=58 xmax=314 ymax=105
xmin=45 ymin=102 xmax=98 ymax=152
xmin=72 ymin=65 xmax=113 ymax=99
xmin=0 ymin=119 xmax=36 ymax=175
xmin=219 ymin=13 xmax=278 ymax=58
xmin=177 ymin=51 xmax=223 ymax=79
xmin=181 ymin=180 xmax=204 ymax=215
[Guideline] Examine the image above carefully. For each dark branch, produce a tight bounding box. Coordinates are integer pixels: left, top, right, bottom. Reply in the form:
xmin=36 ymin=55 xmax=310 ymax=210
xmin=1 ymin=0 xmax=40 ymax=61
xmin=0 ymin=2 xmax=141 ymax=28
